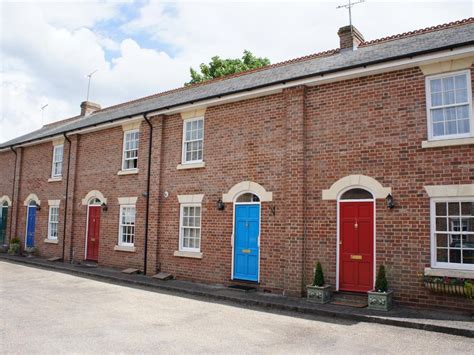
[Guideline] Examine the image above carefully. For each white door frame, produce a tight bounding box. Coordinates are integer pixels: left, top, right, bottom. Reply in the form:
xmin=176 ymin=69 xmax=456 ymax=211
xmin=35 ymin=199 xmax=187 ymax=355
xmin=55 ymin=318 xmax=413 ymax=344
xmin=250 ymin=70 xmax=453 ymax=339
xmin=231 ymin=193 xmax=261 ymax=283
xmin=336 ymin=186 xmax=376 ymax=291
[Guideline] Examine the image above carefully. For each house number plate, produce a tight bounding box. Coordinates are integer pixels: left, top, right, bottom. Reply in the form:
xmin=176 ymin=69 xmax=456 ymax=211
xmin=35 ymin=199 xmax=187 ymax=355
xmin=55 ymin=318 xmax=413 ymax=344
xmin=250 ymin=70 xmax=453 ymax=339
xmin=241 ymin=249 xmax=251 ymax=254
xmin=350 ymin=255 xmax=362 ymax=260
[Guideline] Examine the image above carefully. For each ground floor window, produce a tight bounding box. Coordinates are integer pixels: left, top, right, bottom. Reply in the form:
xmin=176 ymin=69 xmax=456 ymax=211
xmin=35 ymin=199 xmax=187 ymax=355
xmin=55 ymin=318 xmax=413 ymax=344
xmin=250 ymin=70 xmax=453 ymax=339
xmin=179 ymin=204 xmax=201 ymax=252
xmin=431 ymin=199 xmax=474 ymax=270
xmin=48 ymin=206 xmax=59 ymax=240
xmin=119 ymin=205 xmax=136 ymax=246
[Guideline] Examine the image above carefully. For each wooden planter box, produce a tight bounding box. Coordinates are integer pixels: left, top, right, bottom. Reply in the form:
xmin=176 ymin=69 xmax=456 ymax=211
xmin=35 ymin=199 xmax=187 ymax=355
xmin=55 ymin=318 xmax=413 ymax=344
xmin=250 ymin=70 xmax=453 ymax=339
xmin=367 ymin=290 xmax=393 ymax=311
xmin=424 ymin=281 xmax=473 ymax=299
xmin=307 ymin=285 xmax=332 ymax=304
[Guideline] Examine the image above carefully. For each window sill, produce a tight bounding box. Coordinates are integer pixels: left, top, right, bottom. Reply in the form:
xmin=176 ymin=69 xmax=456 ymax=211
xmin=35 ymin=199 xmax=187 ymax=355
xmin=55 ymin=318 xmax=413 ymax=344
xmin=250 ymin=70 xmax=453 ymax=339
xmin=424 ymin=267 xmax=473 ymax=279
xmin=48 ymin=177 xmax=62 ymax=182
xmin=114 ymin=245 xmax=136 ymax=252
xmin=421 ymin=137 xmax=474 ymax=148
xmin=176 ymin=162 xmax=205 ymax=170
xmin=173 ymin=250 xmax=203 ymax=259
xmin=44 ymin=239 xmax=58 ymax=244
xmin=117 ymin=169 xmax=139 ymax=176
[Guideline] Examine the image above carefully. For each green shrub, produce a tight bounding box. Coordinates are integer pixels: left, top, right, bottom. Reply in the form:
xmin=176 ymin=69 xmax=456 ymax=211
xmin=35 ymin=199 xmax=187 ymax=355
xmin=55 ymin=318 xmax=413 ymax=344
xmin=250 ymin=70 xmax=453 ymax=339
xmin=313 ymin=262 xmax=325 ymax=287
xmin=375 ymin=265 xmax=388 ymax=292
xmin=8 ymin=243 xmax=20 ymax=255
xmin=10 ymin=237 xmax=21 ymax=245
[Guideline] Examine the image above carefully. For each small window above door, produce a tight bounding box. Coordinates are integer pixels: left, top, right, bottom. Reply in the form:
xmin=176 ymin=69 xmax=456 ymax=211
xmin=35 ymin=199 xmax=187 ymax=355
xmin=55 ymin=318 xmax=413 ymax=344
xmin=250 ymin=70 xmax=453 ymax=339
xmin=236 ymin=193 xmax=260 ymax=203
xmin=340 ymin=188 xmax=373 ymax=200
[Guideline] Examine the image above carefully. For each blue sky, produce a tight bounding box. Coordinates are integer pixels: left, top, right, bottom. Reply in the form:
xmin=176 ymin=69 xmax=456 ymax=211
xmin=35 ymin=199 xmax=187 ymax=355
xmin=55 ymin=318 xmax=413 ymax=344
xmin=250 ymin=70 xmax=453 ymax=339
xmin=1 ymin=0 xmax=473 ymax=142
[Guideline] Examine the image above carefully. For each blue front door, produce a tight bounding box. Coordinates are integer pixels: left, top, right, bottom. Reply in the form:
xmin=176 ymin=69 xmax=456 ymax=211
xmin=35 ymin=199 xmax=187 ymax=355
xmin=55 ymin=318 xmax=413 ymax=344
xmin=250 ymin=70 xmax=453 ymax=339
xmin=26 ymin=206 xmax=36 ymax=247
xmin=233 ymin=204 xmax=260 ymax=282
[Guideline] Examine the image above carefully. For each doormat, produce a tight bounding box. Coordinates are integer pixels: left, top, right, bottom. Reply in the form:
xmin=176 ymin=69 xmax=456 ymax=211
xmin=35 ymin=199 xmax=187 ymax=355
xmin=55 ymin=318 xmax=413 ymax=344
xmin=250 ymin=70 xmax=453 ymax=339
xmin=228 ymin=285 xmax=257 ymax=292
xmin=330 ymin=293 xmax=368 ymax=308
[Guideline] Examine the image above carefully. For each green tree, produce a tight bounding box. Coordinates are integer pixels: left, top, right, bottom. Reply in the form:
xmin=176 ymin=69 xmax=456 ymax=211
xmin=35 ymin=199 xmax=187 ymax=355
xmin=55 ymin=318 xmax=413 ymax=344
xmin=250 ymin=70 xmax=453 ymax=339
xmin=185 ymin=50 xmax=270 ymax=85
xmin=313 ymin=262 xmax=325 ymax=287
xmin=375 ymin=265 xmax=388 ymax=292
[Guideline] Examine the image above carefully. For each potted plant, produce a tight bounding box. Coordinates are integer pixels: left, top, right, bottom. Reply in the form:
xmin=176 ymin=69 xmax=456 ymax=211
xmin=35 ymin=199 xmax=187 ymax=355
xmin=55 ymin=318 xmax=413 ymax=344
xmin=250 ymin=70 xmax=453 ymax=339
xmin=24 ymin=246 xmax=38 ymax=258
xmin=7 ymin=237 xmax=21 ymax=256
xmin=368 ymin=265 xmax=393 ymax=311
xmin=307 ymin=262 xmax=332 ymax=304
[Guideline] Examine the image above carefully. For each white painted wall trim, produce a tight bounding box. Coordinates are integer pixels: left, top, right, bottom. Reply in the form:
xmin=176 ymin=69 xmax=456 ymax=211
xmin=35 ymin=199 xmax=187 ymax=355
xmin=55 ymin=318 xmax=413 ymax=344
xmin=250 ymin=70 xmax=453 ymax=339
xmin=424 ymin=184 xmax=474 ymax=197
xmin=419 ymin=56 xmax=474 ymax=75
xmin=23 ymin=193 xmax=40 ymax=206
xmin=81 ymin=190 xmax=107 ymax=205
xmin=421 ymin=137 xmax=474 ymax=148
xmin=424 ymin=267 xmax=474 ymax=279
xmin=176 ymin=162 xmax=206 ymax=170
xmin=173 ymin=250 xmax=203 ymax=259
xmin=322 ymin=175 xmax=391 ymax=200
xmin=222 ymin=181 xmax=273 ymax=203
xmin=0 ymin=195 xmax=12 ymax=206
xmin=180 ymin=108 xmax=206 ymax=120
xmin=177 ymin=194 xmax=204 ymax=204
xmin=52 ymin=137 xmax=65 ymax=146
xmin=117 ymin=197 xmax=138 ymax=205
xmin=121 ymin=120 xmax=141 ymax=131
xmin=48 ymin=200 xmax=60 ymax=206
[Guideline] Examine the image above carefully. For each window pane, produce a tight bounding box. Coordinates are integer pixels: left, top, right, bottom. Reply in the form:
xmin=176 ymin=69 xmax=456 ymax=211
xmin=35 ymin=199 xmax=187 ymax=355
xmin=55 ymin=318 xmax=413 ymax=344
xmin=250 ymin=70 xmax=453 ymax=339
xmin=431 ymin=109 xmax=444 ymax=123
xmin=462 ymin=218 xmax=474 ymax=232
xmin=449 ymin=234 xmax=461 ymax=248
xmin=435 ymin=202 xmax=447 ymax=216
xmin=430 ymin=79 xmax=442 ymax=93
xmin=463 ymin=235 xmax=474 ymax=248
xmin=455 ymin=89 xmax=468 ymax=104
xmin=435 ymin=218 xmax=447 ymax=231
xmin=436 ymin=234 xmax=448 ymax=248
xmin=461 ymin=202 xmax=474 ymax=216
xmin=432 ymin=122 xmax=444 ymax=136
xmin=446 ymin=120 xmax=457 ymax=135
xmin=454 ymin=74 xmax=467 ymax=89
xmin=436 ymin=248 xmax=448 ymax=262
xmin=442 ymin=76 xmax=454 ymax=91
xmin=448 ymin=202 xmax=459 ymax=216
xmin=431 ymin=92 xmax=442 ymax=106
xmin=463 ymin=250 xmax=474 ymax=264
xmin=449 ymin=249 xmax=461 ymax=263
xmin=458 ymin=119 xmax=470 ymax=134
xmin=340 ymin=188 xmax=373 ymax=200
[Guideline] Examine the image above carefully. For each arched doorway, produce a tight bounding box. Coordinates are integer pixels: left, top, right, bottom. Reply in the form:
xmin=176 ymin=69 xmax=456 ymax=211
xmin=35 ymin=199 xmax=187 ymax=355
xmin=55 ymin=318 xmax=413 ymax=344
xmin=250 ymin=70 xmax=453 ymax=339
xmin=0 ymin=201 xmax=9 ymax=245
xmin=85 ymin=197 xmax=102 ymax=261
xmin=338 ymin=188 xmax=375 ymax=292
xmin=233 ymin=192 xmax=261 ymax=282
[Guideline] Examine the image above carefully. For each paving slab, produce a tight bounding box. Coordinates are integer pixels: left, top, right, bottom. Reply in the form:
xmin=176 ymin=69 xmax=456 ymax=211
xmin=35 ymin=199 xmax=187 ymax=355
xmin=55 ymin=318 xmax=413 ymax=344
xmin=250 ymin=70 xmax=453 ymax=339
xmin=1 ymin=254 xmax=472 ymax=337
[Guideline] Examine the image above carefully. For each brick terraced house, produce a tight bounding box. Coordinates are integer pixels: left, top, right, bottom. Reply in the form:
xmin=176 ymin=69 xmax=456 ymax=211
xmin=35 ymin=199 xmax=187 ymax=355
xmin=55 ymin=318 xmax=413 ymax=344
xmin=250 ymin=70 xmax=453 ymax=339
xmin=1 ymin=19 xmax=473 ymax=312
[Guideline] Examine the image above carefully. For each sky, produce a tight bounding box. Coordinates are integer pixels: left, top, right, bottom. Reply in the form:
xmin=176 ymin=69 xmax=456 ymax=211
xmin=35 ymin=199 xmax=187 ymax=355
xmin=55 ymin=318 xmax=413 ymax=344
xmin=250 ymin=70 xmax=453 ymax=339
xmin=0 ymin=0 xmax=473 ymax=143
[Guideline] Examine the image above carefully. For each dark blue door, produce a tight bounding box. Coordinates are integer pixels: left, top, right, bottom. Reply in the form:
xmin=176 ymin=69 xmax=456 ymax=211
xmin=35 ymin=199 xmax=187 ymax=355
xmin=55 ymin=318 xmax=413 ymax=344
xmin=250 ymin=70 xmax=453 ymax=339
xmin=233 ymin=204 xmax=260 ymax=282
xmin=26 ymin=206 xmax=36 ymax=247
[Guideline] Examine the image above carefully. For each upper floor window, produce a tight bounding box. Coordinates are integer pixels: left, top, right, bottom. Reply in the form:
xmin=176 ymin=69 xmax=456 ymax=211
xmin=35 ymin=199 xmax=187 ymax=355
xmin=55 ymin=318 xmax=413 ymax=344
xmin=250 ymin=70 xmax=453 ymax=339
xmin=431 ymin=199 xmax=474 ymax=270
xmin=182 ymin=117 xmax=204 ymax=164
xmin=122 ymin=130 xmax=139 ymax=170
xmin=51 ymin=145 xmax=63 ymax=177
xmin=426 ymin=70 xmax=472 ymax=140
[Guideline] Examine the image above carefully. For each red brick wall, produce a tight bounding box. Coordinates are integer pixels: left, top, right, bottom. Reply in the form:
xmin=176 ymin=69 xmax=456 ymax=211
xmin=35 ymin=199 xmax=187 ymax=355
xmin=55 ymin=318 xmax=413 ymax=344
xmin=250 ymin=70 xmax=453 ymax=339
xmin=304 ymin=66 xmax=474 ymax=311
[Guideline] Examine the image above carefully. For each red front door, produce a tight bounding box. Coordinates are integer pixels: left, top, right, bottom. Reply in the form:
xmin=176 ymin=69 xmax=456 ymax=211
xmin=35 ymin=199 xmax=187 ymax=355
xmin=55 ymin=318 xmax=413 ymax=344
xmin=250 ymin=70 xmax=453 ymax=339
xmin=86 ymin=206 xmax=101 ymax=261
xmin=339 ymin=202 xmax=374 ymax=292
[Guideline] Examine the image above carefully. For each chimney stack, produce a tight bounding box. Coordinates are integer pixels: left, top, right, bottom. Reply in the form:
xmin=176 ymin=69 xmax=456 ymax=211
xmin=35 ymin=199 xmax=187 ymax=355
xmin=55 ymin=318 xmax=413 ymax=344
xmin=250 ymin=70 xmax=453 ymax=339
xmin=80 ymin=101 xmax=101 ymax=116
xmin=338 ymin=25 xmax=364 ymax=51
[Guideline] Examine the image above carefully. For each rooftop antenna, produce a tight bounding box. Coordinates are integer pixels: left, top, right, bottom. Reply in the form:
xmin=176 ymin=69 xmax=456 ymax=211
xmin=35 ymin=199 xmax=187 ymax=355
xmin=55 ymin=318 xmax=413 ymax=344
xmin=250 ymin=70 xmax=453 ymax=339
xmin=337 ymin=0 xmax=365 ymax=38
xmin=41 ymin=104 xmax=48 ymax=124
xmin=86 ymin=69 xmax=98 ymax=102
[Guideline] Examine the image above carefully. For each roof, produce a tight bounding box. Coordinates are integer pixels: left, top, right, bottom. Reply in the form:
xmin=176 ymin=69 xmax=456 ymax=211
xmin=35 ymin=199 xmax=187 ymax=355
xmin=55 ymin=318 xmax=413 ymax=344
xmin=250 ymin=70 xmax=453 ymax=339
xmin=2 ymin=18 xmax=473 ymax=149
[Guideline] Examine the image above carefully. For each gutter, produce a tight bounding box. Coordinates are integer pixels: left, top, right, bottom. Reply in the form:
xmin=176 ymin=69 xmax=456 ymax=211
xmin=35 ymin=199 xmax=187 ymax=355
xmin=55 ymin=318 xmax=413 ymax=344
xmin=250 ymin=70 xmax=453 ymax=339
xmin=143 ymin=114 xmax=153 ymax=275
xmin=62 ymin=133 xmax=72 ymax=262
xmin=1 ymin=41 xmax=473 ymax=150
xmin=9 ymin=146 xmax=17 ymax=242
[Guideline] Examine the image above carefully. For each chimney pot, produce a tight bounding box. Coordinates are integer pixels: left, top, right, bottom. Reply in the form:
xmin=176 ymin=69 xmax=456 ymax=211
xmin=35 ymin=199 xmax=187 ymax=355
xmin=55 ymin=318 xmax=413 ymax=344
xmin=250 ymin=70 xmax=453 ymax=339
xmin=80 ymin=101 xmax=101 ymax=116
xmin=338 ymin=25 xmax=364 ymax=51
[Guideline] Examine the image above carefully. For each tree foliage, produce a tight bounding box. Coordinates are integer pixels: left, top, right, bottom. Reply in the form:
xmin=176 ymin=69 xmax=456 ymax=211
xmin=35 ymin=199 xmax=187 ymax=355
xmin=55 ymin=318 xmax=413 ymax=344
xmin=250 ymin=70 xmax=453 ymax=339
xmin=375 ymin=265 xmax=388 ymax=292
xmin=313 ymin=262 xmax=325 ymax=287
xmin=185 ymin=50 xmax=270 ymax=85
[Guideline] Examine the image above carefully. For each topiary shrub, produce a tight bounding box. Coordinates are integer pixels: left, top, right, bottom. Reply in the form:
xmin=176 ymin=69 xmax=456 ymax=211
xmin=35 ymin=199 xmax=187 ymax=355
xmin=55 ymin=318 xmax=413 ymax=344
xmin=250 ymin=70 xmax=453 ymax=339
xmin=313 ymin=262 xmax=325 ymax=287
xmin=10 ymin=237 xmax=21 ymax=245
xmin=375 ymin=265 xmax=388 ymax=292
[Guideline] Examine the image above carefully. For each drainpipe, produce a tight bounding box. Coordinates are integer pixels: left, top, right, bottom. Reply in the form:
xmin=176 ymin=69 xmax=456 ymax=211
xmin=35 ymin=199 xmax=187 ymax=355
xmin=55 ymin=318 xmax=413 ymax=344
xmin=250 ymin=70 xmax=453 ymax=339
xmin=62 ymin=133 xmax=72 ymax=261
xmin=143 ymin=114 xmax=153 ymax=275
xmin=9 ymin=146 xmax=17 ymax=242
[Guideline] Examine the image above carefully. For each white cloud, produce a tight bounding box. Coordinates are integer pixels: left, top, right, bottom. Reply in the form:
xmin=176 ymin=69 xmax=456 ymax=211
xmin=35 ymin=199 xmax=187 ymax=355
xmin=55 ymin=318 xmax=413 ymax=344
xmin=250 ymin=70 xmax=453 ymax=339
xmin=0 ymin=0 xmax=472 ymax=143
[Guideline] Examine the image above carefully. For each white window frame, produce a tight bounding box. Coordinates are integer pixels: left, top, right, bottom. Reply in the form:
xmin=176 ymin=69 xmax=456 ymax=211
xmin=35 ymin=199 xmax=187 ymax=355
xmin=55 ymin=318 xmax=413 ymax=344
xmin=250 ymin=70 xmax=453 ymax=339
xmin=47 ymin=206 xmax=59 ymax=240
xmin=51 ymin=145 xmax=64 ymax=178
xmin=425 ymin=69 xmax=473 ymax=141
xmin=121 ymin=129 xmax=139 ymax=171
xmin=430 ymin=197 xmax=474 ymax=271
xmin=181 ymin=116 xmax=204 ymax=164
xmin=118 ymin=205 xmax=136 ymax=247
xmin=179 ymin=203 xmax=202 ymax=252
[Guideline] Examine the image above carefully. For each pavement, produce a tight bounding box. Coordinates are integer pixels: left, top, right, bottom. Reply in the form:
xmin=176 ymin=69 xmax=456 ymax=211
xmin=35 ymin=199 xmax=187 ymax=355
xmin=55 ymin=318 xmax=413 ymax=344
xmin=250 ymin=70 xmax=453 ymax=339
xmin=0 ymin=255 xmax=473 ymax=340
